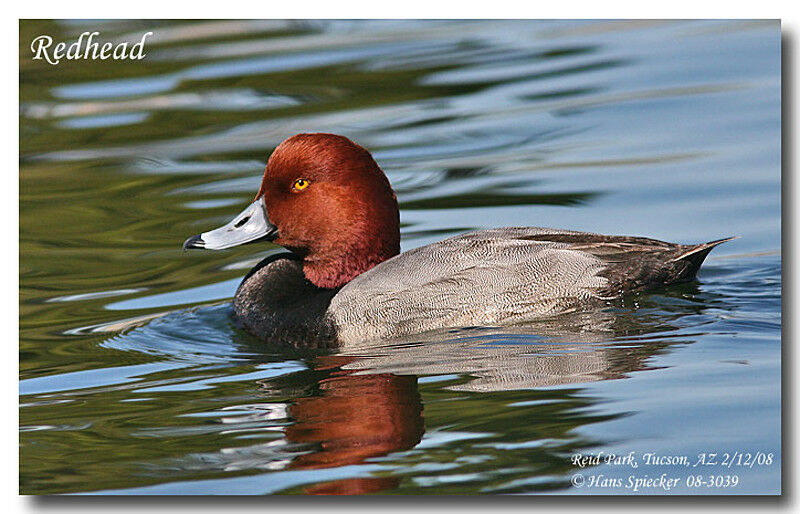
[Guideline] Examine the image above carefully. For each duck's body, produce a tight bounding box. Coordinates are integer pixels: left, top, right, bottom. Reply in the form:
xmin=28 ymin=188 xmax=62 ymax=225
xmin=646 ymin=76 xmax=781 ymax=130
xmin=232 ymin=227 xmax=730 ymax=347
xmin=184 ymin=133 xmax=731 ymax=347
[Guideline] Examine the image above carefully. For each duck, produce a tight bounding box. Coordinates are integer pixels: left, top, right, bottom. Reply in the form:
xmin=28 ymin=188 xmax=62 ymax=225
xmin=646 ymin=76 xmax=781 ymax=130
xmin=183 ymin=133 xmax=732 ymax=347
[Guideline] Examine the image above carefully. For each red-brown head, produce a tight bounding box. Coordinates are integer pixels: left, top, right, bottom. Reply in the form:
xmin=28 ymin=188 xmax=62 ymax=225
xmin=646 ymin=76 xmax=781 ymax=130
xmin=183 ymin=133 xmax=400 ymax=289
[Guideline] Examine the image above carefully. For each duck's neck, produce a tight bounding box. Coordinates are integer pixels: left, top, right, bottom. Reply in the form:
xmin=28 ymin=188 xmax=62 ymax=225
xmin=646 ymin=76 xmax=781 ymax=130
xmin=303 ymin=240 xmax=399 ymax=289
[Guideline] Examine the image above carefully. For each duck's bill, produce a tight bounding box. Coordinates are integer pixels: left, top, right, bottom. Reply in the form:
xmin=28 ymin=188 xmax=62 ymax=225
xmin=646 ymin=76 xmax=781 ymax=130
xmin=183 ymin=200 xmax=278 ymax=251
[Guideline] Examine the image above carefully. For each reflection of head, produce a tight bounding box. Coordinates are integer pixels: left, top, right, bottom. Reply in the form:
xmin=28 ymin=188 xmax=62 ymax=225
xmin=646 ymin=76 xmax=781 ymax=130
xmin=279 ymin=359 xmax=423 ymax=494
xmin=301 ymin=477 xmax=402 ymax=495
xmin=286 ymin=369 xmax=424 ymax=469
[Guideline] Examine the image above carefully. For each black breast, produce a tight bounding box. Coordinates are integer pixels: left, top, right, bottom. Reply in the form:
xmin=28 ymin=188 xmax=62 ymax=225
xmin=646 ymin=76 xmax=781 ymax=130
xmin=232 ymin=253 xmax=340 ymax=349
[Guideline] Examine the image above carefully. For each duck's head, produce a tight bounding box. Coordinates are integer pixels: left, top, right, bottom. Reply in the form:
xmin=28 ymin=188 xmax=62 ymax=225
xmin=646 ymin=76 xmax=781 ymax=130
xmin=183 ymin=133 xmax=400 ymax=289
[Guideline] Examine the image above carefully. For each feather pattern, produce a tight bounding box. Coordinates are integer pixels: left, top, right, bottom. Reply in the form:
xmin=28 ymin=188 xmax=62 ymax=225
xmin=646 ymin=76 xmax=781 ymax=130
xmin=328 ymin=228 xmax=731 ymax=344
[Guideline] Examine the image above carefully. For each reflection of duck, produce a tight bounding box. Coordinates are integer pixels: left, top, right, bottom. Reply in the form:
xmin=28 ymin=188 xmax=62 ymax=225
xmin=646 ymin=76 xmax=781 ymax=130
xmin=184 ymin=133 xmax=732 ymax=347
xmin=283 ymin=357 xmax=423 ymax=494
xmin=243 ymin=304 xmax=699 ymax=493
xmin=335 ymin=307 xmax=687 ymax=392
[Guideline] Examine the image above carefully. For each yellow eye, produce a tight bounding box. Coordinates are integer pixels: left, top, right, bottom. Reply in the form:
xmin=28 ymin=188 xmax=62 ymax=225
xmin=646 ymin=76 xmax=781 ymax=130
xmin=292 ymin=178 xmax=310 ymax=192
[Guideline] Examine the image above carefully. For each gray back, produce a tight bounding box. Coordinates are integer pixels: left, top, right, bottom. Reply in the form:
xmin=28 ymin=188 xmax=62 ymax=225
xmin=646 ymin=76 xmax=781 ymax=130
xmin=328 ymin=227 xmax=610 ymax=344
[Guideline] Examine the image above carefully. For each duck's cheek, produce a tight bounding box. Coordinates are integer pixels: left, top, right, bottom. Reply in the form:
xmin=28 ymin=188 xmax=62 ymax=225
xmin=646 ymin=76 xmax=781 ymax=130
xmin=281 ymin=220 xmax=324 ymax=244
xmin=273 ymin=234 xmax=297 ymax=248
xmin=271 ymin=233 xmax=310 ymax=257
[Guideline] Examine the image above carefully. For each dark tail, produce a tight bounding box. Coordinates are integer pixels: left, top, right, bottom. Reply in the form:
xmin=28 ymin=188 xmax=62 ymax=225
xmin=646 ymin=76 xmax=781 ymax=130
xmin=670 ymin=236 xmax=737 ymax=277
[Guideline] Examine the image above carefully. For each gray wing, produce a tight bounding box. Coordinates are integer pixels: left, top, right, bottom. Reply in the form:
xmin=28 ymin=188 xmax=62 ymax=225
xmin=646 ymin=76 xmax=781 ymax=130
xmin=328 ymin=227 xmax=613 ymax=344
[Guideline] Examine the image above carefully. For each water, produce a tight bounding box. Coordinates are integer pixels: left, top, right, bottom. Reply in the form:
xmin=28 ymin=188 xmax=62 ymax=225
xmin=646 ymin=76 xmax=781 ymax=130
xmin=19 ymin=20 xmax=781 ymax=495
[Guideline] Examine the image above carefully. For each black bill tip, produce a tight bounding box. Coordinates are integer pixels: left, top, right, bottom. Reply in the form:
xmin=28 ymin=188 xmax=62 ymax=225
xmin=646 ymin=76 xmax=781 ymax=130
xmin=182 ymin=234 xmax=205 ymax=251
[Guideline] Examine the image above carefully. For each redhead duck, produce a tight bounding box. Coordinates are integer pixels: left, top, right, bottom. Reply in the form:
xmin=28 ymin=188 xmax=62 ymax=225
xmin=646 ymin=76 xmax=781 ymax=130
xmin=183 ymin=133 xmax=732 ymax=347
